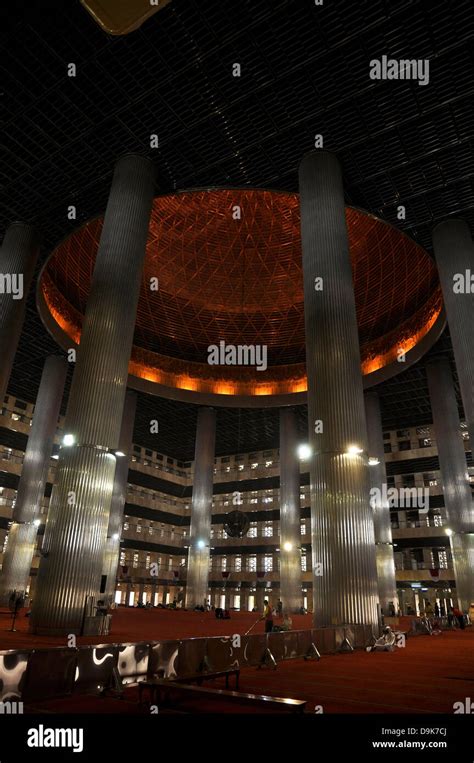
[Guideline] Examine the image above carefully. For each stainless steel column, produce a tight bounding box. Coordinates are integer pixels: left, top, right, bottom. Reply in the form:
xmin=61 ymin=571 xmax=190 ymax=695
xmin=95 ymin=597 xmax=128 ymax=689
xmin=299 ymin=150 xmax=379 ymax=627
xmin=433 ymin=221 xmax=474 ymax=447
xmin=185 ymin=407 xmax=216 ymax=609
xmin=0 ymin=223 xmax=39 ymax=405
xmin=364 ymin=391 xmax=398 ymax=615
xmin=101 ymin=391 xmax=137 ymax=604
xmin=0 ymin=356 xmax=67 ymax=604
xmin=426 ymin=357 xmax=474 ymax=611
xmin=279 ymin=407 xmax=302 ymax=613
xmin=31 ymin=155 xmax=154 ymax=635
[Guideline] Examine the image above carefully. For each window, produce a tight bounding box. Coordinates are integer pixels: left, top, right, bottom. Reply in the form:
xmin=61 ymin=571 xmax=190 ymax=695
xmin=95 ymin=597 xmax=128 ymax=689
xmin=246 ymin=555 xmax=257 ymax=572
xmin=301 ymin=554 xmax=307 ymax=572
xmin=265 ymin=461 xmax=273 ymax=468
xmin=419 ymin=438 xmax=431 ymax=448
xmin=416 ymin=426 xmax=430 ymax=436
xmin=264 ymin=554 xmax=273 ymax=572
xmin=234 ymin=556 xmax=242 ymax=572
xmin=133 ymin=553 xmax=139 ymax=568
xmin=145 ymin=554 xmax=150 ymax=569
xmin=398 ymin=441 xmax=411 ymax=451
xmin=123 ymin=521 xmax=129 ymax=531
xmin=248 ymin=523 xmax=257 ymax=538
xmin=384 ymin=443 xmax=392 ymax=453
xmin=145 ymin=449 xmax=152 ymax=457
xmin=301 ymin=521 xmax=306 ymax=535
xmin=397 ymin=429 xmax=410 ymax=438
xmin=120 ymin=551 xmax=126 ymax=565
xmin=251 ymin=463 xmax=258 ymax=469
xmin=263 ymin=523 xmax=273 ymax=537
xmin=167 ymin=457 xmax=174 ymax=465
xmin=221 ymin=557 xmax=227 ymax=571
xmin=383 ymin=432 xmax=391 ymax=440
xmin=431 ymin=549 xmax=448 ymax=569
xmin=136 ymin=525 xmax=142 ymax=533
xmin=222 ymin=457 xmax=230 ymax=463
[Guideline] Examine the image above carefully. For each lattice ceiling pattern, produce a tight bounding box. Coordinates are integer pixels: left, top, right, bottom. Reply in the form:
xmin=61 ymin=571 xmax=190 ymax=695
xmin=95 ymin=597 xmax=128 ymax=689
xmin=41 ymin=191 xmax=441 ymax=376
xmin=1 ymin=0 xmax=473 ymax=456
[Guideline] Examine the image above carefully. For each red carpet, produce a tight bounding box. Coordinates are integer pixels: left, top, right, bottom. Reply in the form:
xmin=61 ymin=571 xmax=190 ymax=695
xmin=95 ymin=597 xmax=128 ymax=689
xmin=3 ymin=607 xmax=471 ymax=715
xmin=0 ymin=607 xmax=312 ymax=649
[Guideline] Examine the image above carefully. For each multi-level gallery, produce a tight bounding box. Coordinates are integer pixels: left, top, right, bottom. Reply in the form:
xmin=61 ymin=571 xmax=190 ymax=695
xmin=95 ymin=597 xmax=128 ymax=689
xmin=1 ymin=0 xmax=473 ymax=753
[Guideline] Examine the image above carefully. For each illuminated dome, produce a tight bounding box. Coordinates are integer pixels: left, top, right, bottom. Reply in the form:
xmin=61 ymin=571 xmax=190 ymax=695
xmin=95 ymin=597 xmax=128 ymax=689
xmin=37 ymin=188 xmax=444 ymax=406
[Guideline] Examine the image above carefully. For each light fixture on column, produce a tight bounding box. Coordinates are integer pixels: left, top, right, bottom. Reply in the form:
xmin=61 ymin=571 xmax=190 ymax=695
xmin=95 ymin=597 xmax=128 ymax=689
xmin=346 ymin=444 xmax=363 ymax=456
xmin=445 ymin=528 xmax=453 ymax=537
xmin=297 ymin=443 xmax=311 ymax=460
xmin=283 ymin=541 xmax=293 ymax=552
xmin=368 ymin=457 xmax=380 ymax=466
xmin=62 ymin=434 xmax=75 ymax=446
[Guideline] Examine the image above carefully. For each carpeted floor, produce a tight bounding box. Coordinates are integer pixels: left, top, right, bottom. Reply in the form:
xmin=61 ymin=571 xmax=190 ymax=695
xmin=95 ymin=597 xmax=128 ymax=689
xmin=0 ymin=607 xmax=313 ymax=649
xmin=3 ymin=607 xmax=471 ymax=715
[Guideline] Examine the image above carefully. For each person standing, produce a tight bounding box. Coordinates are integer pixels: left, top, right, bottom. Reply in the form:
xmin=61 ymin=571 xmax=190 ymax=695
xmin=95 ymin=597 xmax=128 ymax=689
xmin=452 ymin=606 xmax=465 ymax=630
xmin=261 ymin=599 xmax=273 ymax=633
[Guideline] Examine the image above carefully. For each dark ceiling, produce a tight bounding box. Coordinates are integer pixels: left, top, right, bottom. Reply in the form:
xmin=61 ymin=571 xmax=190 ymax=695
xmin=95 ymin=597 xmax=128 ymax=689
xmin=1 ymin=0 xmax=473 ymax=460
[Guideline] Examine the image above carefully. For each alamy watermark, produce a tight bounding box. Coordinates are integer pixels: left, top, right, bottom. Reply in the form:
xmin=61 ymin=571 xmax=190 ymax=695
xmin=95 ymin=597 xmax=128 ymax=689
xmin=370 ymin=484 xmax=430 ymax=513
xmin=369 ymin=56 xmax=430 ymax=87
xmin=0 ymin=273 xmax=23 ymax=300
xmin=208 ymin=341 xmax=267 ymax=372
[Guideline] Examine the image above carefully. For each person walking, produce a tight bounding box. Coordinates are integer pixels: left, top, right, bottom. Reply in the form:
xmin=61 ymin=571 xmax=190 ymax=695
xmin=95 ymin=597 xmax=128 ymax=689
xmin=261 ymin=599 xmax=273 ymax=633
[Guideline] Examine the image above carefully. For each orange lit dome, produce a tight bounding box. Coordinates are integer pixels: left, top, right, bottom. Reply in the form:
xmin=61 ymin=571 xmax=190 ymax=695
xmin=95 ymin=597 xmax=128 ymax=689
xmin=37 ymin=188 xmax=444 ymax=407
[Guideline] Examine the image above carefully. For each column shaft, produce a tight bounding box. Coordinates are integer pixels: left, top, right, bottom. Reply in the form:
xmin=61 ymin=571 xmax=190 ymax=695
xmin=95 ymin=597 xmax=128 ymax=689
xmin=185 ymin=407 xmax=216 ymax=609
xmin=364 ymin=392 xmax=398 ymax=614
xmin=0 ymin=356 xmax=68 ymax=603
xmin=299 ymin=151 xmax=379 ymax=627
xmin=433 ymin=221 xmax=474 ymax=447
xmin=101 ymin=391 xmax=137 ymax=603
xmin=426 ymin=358 xmax=474 ymax=610
xmin=279 ymin=408 xmax=302 ymax=613
xmin=0 ymin=223 xmax=39 ymax=405
xmin=31 ymin=155 xmax=154 ymax=634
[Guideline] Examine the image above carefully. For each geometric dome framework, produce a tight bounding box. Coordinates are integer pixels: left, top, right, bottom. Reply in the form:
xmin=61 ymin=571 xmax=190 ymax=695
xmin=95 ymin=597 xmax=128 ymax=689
xmin=38 ymin=188 xmax=445 ymax=407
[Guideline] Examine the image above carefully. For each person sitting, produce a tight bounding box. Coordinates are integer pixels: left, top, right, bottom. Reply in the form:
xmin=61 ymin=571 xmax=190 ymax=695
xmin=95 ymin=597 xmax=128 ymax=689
xmin=273 ymin=613 xmax=293 ymax=632
xmin=366 ymin=626 xmax=396 ymax=652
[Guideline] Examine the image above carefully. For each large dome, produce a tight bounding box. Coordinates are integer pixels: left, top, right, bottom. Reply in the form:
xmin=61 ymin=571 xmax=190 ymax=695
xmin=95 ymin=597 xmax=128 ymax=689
xmin=38 ymin=188 xmax=444 ymax=406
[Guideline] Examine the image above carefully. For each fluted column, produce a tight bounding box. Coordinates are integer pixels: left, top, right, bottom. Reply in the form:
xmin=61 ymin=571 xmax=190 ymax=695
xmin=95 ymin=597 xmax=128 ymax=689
xmin=279 ymin=408 xmax=302 ymax=613
xmin=101 ymin=391 xmax=136 ymax=603
xmin=426 ymin=357 xmax=474 ymax=611
xmin=364 ymin=391 xmax=398 ymax=615
xmin=299 ymin=150 xmax=379 ymax=628
xmin=433 ymin=221 xmax=474 ymax=448
xmin=0 ymin=356 xmax=68 ymax=604
xmin=185 ymin=407 xmax=216 ymax=609
xmin=0 ymin=223 xmax=40 ymax=406
xmin=31 ymin=155 xmax=154 ymax=635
